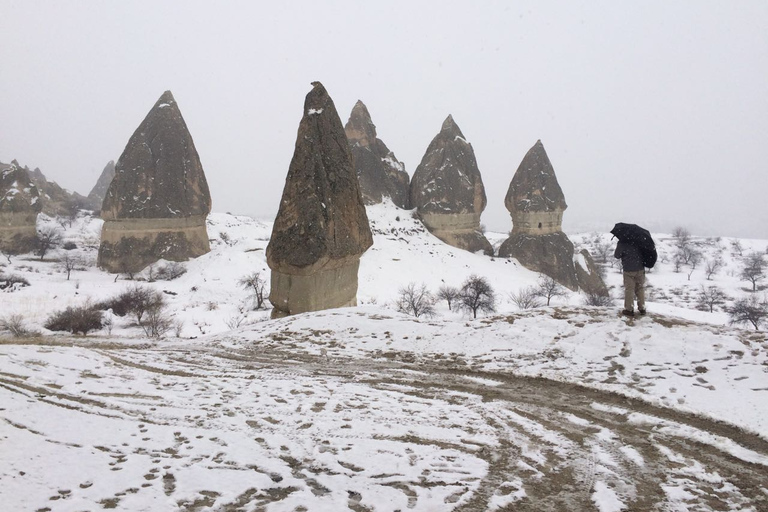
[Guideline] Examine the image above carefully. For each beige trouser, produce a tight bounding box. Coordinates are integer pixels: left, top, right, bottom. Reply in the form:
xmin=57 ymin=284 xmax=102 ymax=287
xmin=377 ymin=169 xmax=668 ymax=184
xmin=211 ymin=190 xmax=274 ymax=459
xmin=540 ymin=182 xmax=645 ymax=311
xmin=623 ymin=270 xmax=645 ymax=312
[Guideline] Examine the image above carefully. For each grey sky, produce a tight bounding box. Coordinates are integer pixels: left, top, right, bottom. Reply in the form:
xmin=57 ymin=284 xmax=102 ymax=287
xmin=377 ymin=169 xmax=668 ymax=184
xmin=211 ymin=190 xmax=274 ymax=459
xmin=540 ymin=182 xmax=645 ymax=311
xmin=2 ymin=0 xmax=767 ymax=238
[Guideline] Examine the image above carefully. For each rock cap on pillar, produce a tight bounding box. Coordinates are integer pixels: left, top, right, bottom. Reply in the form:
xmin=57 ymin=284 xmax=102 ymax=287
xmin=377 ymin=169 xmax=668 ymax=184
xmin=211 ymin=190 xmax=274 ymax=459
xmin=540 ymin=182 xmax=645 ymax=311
xmin=97 ymin=90 xmax=212 ymax=273
xmin=408 ymin=115 xmax=493 ymax=255
xmin=267 ymin=82 xmax=373 ymax=317
xmin=344 ymin=100 xmax=410 ymax=208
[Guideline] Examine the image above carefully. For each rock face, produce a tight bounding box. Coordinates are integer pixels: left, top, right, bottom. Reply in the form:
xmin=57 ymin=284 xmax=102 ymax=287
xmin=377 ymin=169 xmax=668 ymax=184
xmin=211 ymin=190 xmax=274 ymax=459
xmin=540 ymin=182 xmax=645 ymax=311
xmin=25 ymin=165 xmax=88 ymax=216
xmin=87 ymin=160 xmax=115 ymax=212
xmin=344 ymin=101 xmax=410 ymax=208
xmin=409 ymin=116 xmax=493 ymax=255
xmin=499 ymin=140 xmax=606 ymax=292
xmin=267 ymin=82 xmax=373 ymax=318
xmin=98 ymin=91 xmax=212 ymax=273
xmin=0 ymin=160 xmax=42 ymax=254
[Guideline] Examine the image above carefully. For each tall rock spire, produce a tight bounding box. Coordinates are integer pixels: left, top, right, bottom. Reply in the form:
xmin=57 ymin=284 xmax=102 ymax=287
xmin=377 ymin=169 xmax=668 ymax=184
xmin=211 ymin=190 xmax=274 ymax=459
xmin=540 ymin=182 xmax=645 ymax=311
xmin=87 ymin=160 xmax=116 ymax=213
xmin=344 ymin=100 xmax=410 ymax=208
xmin=408 ymin=115 xmax=493 ymax=255
xmin=267 ymin=82 xmax=373 ymax=318
xmin=97 ymin=90 xmax=212 ymax=273
xmin=499 ymin=140 xmax=606 ymax=294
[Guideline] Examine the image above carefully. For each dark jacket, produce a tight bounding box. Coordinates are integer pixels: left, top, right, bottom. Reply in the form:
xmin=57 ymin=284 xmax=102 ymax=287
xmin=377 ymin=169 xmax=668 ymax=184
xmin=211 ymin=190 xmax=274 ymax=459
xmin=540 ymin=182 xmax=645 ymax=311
xmin=614 ymin=241 xmax=644 ymax=272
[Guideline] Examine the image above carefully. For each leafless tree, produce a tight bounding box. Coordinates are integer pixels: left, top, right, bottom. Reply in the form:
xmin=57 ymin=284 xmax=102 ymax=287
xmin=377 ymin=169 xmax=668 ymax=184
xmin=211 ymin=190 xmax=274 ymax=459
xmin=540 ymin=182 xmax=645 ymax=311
xmin=672 ymin=227 xmax=691 ymax=248
xmin=687 ymin=250 xmax=702 ymax=281
xmin=436 ymin=285 xmax=460 ymax=310
xmin=593 ymin=241 xmax=612 ymax=264
xmin=731 ymin=239 xmax=744 ymax=256
xmin=395 ymin=282 xmax=436 ymax=318
xmin=533 ymin=274 xmax=567 ymax=306
xmin=728 ymin=294 xmax=768 ymax=330
xmin=36 ymin=226 xmax=62 ymax=260
xmin=458 ymin=275 xmax=497 ymax=319
xmin=740 ymin=252 xmax=765 ymax=292
xmin=696 ymin=285 xmax=728 ymax=313
xmin=509 ymin=286 xmax=543 ymax=310
xmin=704 ymin=258 xmax=724 ymax=280
xmin=58 ymin=253 xmax=82 ymax=280
xmin=239 ymin=271 xmax=267 ymax=309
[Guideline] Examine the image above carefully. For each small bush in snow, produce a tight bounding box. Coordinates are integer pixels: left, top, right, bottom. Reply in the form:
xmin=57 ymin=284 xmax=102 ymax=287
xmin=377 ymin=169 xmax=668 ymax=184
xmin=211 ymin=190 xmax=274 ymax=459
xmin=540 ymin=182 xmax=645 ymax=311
xmin=583 ymin=290 xmax=614 ymax=307
xmin=509 ymin=286 xmax=542 ymax=310
xmin=45 ymin=303 xmax=103 ymax=335
xmin=395 ymin=282 xmax=436 ymax=318
xmin=155 ymin=262 xmax=187 ymax=281
xmin=1 ymin=314 xmax=38 ymax=338
xmin=0 ymin=273 xmax=30 ymax=292
xmin=62 ymin=241 xmax=77 ymax=250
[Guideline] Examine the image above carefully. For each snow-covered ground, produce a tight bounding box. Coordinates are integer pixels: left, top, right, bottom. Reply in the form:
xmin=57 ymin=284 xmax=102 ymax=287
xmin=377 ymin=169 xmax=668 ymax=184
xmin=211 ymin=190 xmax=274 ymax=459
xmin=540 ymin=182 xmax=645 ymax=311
xmin=1 ymin=202 xmax=767 ymax=511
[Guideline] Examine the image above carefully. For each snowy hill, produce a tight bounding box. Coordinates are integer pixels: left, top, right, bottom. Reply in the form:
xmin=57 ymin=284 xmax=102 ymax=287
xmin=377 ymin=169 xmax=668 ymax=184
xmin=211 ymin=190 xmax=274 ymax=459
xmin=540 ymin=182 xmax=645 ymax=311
xmin=1 ymin=203 xmax=767 ymax=511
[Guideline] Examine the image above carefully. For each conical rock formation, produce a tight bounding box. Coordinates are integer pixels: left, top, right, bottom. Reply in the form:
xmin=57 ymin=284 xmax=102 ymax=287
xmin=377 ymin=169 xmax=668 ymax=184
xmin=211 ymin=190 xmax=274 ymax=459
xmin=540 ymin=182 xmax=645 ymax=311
xmin=499 ymin=141 xmax=605 ymax=292
xmin=409 ymin=116 xmax=493 ymax=255
xmin=267 ymin=82 xmax=373 ymax=318
xmin=87 ymin=160 xmax=115 ymax=212
xmin=0 ymin=160 xmax=42 ymax=253
xmin=26 ymin=165 xmax=88 ymax=216
xmin=344 ymin=100 xmax=409 ymax=208
xmin=98 ymin=91 xmax=212 ymax=273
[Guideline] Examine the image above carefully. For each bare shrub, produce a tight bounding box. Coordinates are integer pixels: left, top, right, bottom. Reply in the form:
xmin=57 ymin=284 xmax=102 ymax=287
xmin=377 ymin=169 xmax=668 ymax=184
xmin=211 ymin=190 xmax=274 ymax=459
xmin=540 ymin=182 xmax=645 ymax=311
xmin=583 ymin=290 xmax=614 ymax=307
xmin=436 ymin=285 xmax=460 ymax=310
xmin=728 ymin=294 xmax=768 ymax=330
xmin=533 ymin=274 xmax=567 ymax=306
xmin=239 ymin=271 xmax=267 ymax=310
xmin=509 ymin=286 xmax=542 ymax=310
xmin=395 ymin=282 xmax=436 ymax=318
xmin=102 ymin=314 xmax=114 ymax=335
xmin=141 ymin=304 xmax=173 ymax=339
xmin=458 ymin=275 xmax=497 ymax=318
xmin=1 ymin=314 xmax=36 ymax=337
xmin=155 ymin=262 xmax=187 ymax=281
xmin=45 ymin=303 xmax=103 ymax=335
xmin=0 ymin=273 xmax=30 ymax=292
xmin=173 ymin=319 xmax=184 ymax=337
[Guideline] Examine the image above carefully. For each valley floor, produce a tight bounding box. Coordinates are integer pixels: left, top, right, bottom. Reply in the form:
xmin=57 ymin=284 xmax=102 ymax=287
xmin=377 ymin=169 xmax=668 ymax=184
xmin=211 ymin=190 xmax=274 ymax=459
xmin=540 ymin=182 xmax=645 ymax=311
xmin=2 ymin=307 xmax=768 ymax=512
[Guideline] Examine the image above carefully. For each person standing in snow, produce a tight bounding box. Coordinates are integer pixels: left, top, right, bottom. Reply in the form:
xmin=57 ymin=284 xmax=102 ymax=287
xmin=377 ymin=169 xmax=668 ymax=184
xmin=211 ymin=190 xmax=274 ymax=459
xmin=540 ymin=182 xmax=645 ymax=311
xmin=614 ymin=241 xmax=646 ymax=317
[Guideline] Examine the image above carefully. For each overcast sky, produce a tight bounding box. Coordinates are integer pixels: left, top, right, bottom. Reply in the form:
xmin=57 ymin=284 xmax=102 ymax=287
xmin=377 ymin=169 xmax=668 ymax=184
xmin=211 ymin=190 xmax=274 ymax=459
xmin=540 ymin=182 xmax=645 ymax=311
xmin=1 ymin=1 xmax=766 ymax=238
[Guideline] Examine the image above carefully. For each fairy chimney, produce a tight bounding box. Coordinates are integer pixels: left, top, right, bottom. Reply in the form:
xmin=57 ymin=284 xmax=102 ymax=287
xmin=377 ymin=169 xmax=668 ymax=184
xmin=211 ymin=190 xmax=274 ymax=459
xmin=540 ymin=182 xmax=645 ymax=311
xmin=267 ymin=82 xmax=373 ymax=318
xmin=409 ymin=116 xmax=493 ymax=255
xmin=344 ymin=100 xmax=410 ymax=208
xmin=97 ymin=91 xmax=212 ymax=273
xmin=0 ymin=160 xmax=42 ymax=254
xmin=87 ymin=160 xmax=115 ymax=212
xmin=499 ymin=140 xmax=605 ymax=292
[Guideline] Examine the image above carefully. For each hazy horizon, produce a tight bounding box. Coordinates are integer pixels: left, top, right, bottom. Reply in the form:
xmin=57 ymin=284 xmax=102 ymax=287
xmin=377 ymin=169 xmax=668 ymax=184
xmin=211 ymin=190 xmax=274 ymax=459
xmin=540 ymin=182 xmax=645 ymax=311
xmin=2 ymin=1 xmax=766 ymax=238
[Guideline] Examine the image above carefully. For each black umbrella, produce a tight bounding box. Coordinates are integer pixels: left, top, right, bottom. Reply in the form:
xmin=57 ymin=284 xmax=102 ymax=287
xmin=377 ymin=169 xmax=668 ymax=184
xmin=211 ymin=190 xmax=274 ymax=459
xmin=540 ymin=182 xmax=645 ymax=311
xmin=610 ymin=222 xmax=657 ymax=268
